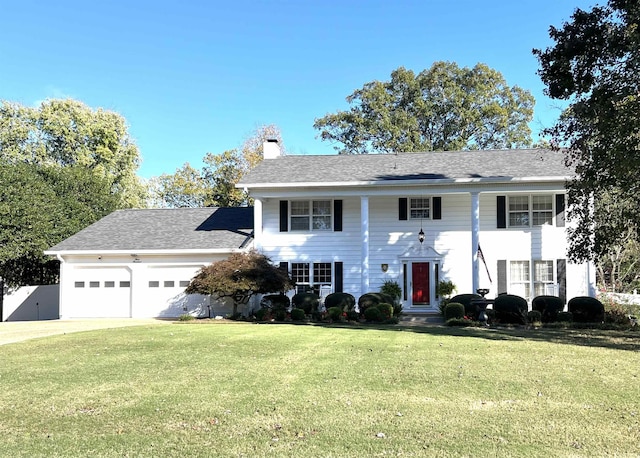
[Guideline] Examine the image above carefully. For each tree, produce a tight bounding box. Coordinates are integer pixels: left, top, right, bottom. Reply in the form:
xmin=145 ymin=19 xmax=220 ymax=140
xmin=185 ymin=251 xmax=295 ymax=316
xmin=0 ymin=99 xmax=146 ymax=207
xmin=533 ymin=0 xmax=640 ymax=263
xmin=313 ymin=62 xmax=535 ymax=154
xmin=0 ymin=161 xmax=120 ymax=287
xmin=149 ymin=124 xmax=284 ymax=208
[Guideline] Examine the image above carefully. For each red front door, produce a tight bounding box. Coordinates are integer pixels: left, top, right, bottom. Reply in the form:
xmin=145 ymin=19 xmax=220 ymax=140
xmin=412 ymin=262 xmax=430 ymax=305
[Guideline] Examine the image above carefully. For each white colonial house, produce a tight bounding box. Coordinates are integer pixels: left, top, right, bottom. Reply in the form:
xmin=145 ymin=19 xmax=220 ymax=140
xmin=237 ymin=141 xmax=596 ymax=312
xmin=45 ymin=207 xmax=253 ymax=319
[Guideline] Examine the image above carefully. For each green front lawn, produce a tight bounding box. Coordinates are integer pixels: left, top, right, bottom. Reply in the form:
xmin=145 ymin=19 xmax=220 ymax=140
xmin=0 ymin=323 xmax=638 ymax=457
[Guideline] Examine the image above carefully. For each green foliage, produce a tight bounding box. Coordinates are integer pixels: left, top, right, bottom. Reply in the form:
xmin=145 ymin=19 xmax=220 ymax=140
xmin=0 ymin=161 xmax=120 ymax=287
xmin=534 ymin=2 xmax=640 ymax=263
xmin=568 ymin=296 xmax=605 ymax=323
xmin=324 ymin=292 xmax=356 ymax=311
xmin=186 ymin=251 xmax=295 ymax=316
xmin=0 ymin=99 xmax=145 ymax=207
xmin=450 ymin=294 xmax=482 ymax=318
xmin=377 ymin=303 xmax=394 ymax=319
xmin=149 ymin=124 xmax=284 ymax=208
xmin=493 ymin=294 xmax=528 ymax=325
xmin=260 ymin=293 xmax=290 ymax=311
xmin=274 ymin=309 xmax=287 ymax=322
xmin=393 ymin=303 xmax=403 ymax=318
xmin=557 ymin=311 xmax=574 ymax=323
xmin=254 ymin=308 xmax=269 ymax=321
xmin=290 ymin=308 xmax=306 ymax=321
xmin=358 ymin=292 xmax=394 ymax=315
xmin=346 ymin=310 xmax=359 ymax=321
xmin=436 ymin=280 xmax=457 ymax=299
xmin=327 ymin=307 xmax=344 ymax=321
xmin=292 ymin=292 xmax=320 ymax=314
xmin=444 ymin=302 xmax=465 ymax=320
xmin=379 ymin=280 xmax=402 ymax=305
xmin=446 ymin=317 xmax=476 ymax=327
xmin=363 ymin=305 xmax=384 ymax=322
xmin=527 ymin=310 xmax=542 ymax=324
xmin=313 ymin=62 xmax=534 ymax=154
xmin=178 ymin=314 xmax=195 ymax=321
xmin=531 ymin=295 xmax=564 ymax=323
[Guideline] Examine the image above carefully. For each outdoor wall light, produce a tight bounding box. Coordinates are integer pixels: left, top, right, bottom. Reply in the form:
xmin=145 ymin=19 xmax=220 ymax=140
xmin=418 ymin=229 xmax=425 ymax=244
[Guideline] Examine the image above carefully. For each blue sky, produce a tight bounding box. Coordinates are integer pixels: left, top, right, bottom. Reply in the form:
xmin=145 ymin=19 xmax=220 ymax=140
xmin=0 ymin=0 xmax=595 ymax=179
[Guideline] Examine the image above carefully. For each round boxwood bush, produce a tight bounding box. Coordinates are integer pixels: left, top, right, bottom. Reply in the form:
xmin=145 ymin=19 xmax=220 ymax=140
xmin=450 ymin=294 xmax=483 ymax=319
xmin=493 ymin=294 xmax=528 ymax=325
xmin=292 ymin=292 xmax=320 ymax=314
xmin=327 ymin=306 xmax=343 ymax=321
xmin=444 ymin=302 xmax=465 ymax=320
xmin=290 ymin=307 xmax=306 ymax=321
xmin=557 ymin=311 xmax=573 ymax=322
xmin=324 ymin=292 xmax=356 ymax=311
xmin=364 ymin=305 xmax=384 ymax=322
xmin=532 ymin=295 xmax=564 ymax=323
xmin=358 ymin=292 xmax=394 ymax=315
xmin=378 ymin=302 xmax=394 ymax=319
xmin=568 ymin=296 xmax=605 ymax=323
xmin=527 ymin=310 xmax=542 ymax=324
xmin=254 ymin=308 xmax=269 ymax=321
xmin=260 ymin=294 xmax=290 ymax=310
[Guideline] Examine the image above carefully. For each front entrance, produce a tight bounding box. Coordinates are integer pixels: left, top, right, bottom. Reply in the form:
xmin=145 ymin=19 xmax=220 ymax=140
xmin=412 ymin=262 xmax=430 ymax=305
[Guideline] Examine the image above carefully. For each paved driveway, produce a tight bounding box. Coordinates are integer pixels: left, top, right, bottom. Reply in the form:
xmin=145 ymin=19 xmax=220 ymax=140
xmin=0 ymin=319 xmax=171 ymax=346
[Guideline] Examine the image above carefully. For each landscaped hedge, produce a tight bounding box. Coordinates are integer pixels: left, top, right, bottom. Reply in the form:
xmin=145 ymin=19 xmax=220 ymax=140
xmin=324 ymin=292 xmax=356 ymax=311
xmin=260 ymin=294 xmax=290 ymax=310
xmin=568 ymin=296 xmax=605 ymax=323
xmin=532 ymin=295 xmax=564 ymax=323
xmin=493 ymin=294 xmax=528 ymax=325
xmin=450 ymin=294 xmax=482 ymax=319
xmin=444 ymin=302 xmax=465 ymax=320
xmin=358 ymin=292 xmax=394 ymax=315
xmin=292 ymin=292 xmax=320 ymax=314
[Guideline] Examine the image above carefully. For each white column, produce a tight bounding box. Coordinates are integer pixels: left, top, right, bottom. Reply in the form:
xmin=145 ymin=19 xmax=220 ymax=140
xmin=471 ymin=192 xmax=480 ymax=293
xmin=361 ymin=196 xmax=369 ymax=294
xmin=253 ymin=198 xmax=263 ymax=251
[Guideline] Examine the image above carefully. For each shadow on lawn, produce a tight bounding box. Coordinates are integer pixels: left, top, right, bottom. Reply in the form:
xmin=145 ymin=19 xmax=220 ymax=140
xmin=300 ymin=322 xmax=640 ymax=353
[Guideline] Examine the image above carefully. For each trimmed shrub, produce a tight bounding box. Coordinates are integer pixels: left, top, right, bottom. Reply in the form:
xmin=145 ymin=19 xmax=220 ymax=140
xmin=444 ymin=302 xmax=465 ymax=320
xmin=292 ymin=292 xmax=320 ymax=314
xmin=364 ymin=305 xmax=384 ymax=322
xmin=324 ymin=292 xmax=356 ymax=311
xmin=393 ymin=303 xmax=403 ymax=317
xmin=532 ymin=295 xmax=564 ymax=323
xmin=557 ymin=311 xmax=573 ymax=322
xmin=358 ymin=292 xmax=394 ymax=315
xmin=493 ymin=294 xmax=528 ymax=325
xmin=378 ymin=303 xmax=394 ymax=319
xmin=254 ymin=308 xmax=269 ymax=321
xmin=260 ymin=294 xmax=290 ymax=310
xmin=450 ymin=294 xmax=483 ymax=319
xmin=568 ymin=296 xmax=605 ymax=323
xmin=178 ymin=314 xmax=195 ymax=321
xmin=274 ymin=308 xmax=287 ymax=321
xmin=290 ymin=308 xmax=306 ymax=321
xmin=327 ymin=306 xmax=343 ymax=321
xmin=346 ymin=310 xmax=359 ymax=321
xmin=379 ymin=280 xmax=402 ymax=304
xmin=527 ymin=310 xmax=542 ymax=324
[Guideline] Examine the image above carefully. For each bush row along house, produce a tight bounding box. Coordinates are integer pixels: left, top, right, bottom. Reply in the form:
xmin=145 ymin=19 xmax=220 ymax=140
xmin=46 ymin=141 xmax=595 ymax=318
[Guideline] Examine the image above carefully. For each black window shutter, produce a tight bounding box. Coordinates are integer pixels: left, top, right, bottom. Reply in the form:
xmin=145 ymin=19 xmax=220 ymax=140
xmin=555 ymin=194 xmax=565 ymax=227
xmin=279 ymin=261 xmax=288 ymax=271
xmin=433 ymin=197 xmax=442 ymax=220
xmin=279 ymin=201 xmax=288 ymax=232
xmin=497 ymin=196 xmax=506 ymax=228
xmin=497 ymin=260 xmax=507 ymax=295
xmin=399 ymin=198 xmax=408 ymax=220
xmin=334 ymin=200 xmax=343 ymax=232
xmin=557 ymin=259 xmax=567 ymax=304
xmin=335 ymin=262 xmax=343 ymax=293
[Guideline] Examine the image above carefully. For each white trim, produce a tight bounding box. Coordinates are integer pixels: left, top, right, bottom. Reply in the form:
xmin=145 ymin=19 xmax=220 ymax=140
xmin=45 ymin=248 xmax=248 ymax=256
xmin=361 ymin=196 xmax=369 ymax=294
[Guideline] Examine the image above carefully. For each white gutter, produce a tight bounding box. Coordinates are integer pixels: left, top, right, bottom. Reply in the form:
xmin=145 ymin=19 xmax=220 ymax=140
xmin=44 ymin=248 xmax=249 ymax=256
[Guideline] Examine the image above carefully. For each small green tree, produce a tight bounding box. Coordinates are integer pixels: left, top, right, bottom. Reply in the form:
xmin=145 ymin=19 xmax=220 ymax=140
xmin=185 ymin=251 xmax=295 ymax=316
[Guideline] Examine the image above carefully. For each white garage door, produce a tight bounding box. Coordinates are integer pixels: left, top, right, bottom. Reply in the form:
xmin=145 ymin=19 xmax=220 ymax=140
xmin=138 ymin=266 xmax=208 ymax=318
xmin=69 ymin=267 xmax=132 ymax=318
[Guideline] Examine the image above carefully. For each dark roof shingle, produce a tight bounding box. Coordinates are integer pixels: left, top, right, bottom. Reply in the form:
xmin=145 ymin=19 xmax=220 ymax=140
xmin=47 ymin=207 xmax=253 ymax=252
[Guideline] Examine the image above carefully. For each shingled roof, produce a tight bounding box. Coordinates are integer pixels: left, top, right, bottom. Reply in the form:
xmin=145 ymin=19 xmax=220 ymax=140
xmin=239 ymin=149 xmax=572 ymax=187
xmin=47 ymin=207 xmax=254 ymax=253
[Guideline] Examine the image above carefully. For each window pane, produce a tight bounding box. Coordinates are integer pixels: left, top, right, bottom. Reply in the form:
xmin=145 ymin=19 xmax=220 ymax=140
xmin=509 ymin=212 xmax=529 ymax=227
xmin=89 ymin=281 xmax=100 ymax=288
xmin=532 ymin=195 xmax=552 ymax=210
xmin=149 ymin=281 xmax=159 ymax=287
xmin=291 ymin=263 xmax=309 ymax=283
xmin=74 ymin=281 xmax=85 ymax=288
xmin=313 ymin=263 xmax=332 ymax=284
xmin=164 ymin=281 xmax=175 ymax=288
xmin=312 ymin=200 xmax=331 ymax=216
xmin=179 ymin=280 xmax=190 ymax=287
xmin=104 ymin=281 xmax=115 ymax=288
xmin=410 ymin=198 xmax=430 ymax=219
xmin=510 ymin=261 xmax=530 ymax=282
xmin=290 ymin=201 xmax=309 ymax=216
xmin=534 ymin=261 xmax=553 ymax=282
xmin=312 ymin=215 xmax=331 ymax=230
xmin=509 ymin=196 xmax=529 ymax=211
xmin=291 ymin=216 xmax=310 ymax=231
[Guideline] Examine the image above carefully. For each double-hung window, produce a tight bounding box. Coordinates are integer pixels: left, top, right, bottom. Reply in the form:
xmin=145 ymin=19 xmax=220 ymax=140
xmin=410 ymin=198 xmax=430 ymax=219
xmin=508 ymin=195 xmax=553 ymax=227
xmin=533 ymin=260 xmax=554 ymax=296
xmin=291 ymin=262 xmax=332 ymax=294
xmin=509 ymin=260 xmax=555 ymax=300
xmin=290 ymin=200 xmax=332 ymax=230
xmin=509 ymin=261 xmax=531 ymax=299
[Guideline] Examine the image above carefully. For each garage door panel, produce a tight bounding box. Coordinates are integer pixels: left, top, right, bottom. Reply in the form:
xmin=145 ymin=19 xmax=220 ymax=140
xmin=69 ymin=267 xmax=131 ymax=318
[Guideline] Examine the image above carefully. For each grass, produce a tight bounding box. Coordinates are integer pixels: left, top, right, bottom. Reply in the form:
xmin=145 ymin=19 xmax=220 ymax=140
xmin=0 ymin=322 xmax=639 ymax=457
